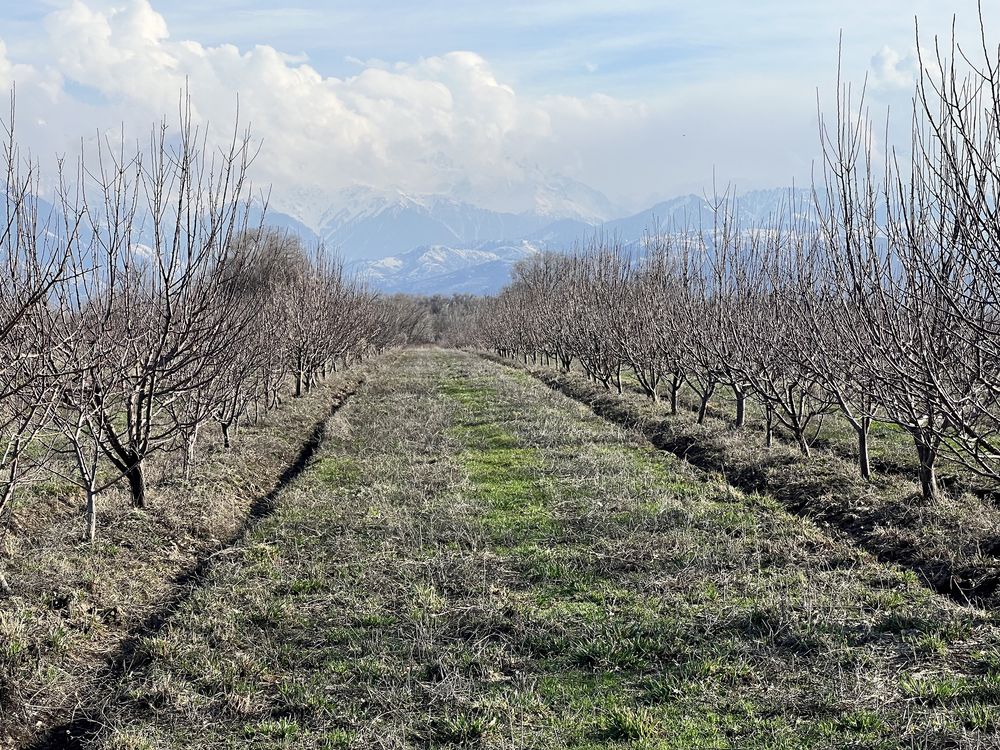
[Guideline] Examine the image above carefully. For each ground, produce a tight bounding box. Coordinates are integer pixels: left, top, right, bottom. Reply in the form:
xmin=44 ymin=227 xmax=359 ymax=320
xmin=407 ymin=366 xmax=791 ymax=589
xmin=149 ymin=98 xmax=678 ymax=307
xmin=55 ymin=348 xmax=1000 ymax=750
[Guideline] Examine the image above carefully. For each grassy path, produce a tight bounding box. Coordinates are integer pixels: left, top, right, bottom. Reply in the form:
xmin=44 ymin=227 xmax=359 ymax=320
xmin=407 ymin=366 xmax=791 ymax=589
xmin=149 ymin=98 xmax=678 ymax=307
xmin=80 ymin=350 xmax=1000 ymax=749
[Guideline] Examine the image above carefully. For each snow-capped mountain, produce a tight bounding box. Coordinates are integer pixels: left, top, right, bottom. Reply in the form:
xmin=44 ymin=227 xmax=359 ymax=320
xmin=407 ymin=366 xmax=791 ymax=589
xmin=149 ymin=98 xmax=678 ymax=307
xmin=267 ymin=185 xmax=336 ymax=232
xmin=358 ymin=241 xmax=542 ymax=295
xmin=346 ymin=187 xmax=822 ymax=294
xmin=314 ymin=188 xmax=553 ymax=261
xmin=526 ymin=188 xmax=819 ymax=248
xmin=267 ymin=175 xmax=619 ymax=261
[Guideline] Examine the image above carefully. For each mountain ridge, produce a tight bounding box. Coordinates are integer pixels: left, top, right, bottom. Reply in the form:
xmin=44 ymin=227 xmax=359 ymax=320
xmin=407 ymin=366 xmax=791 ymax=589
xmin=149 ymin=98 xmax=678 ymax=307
xmin=347 ymin=187 xmax=818 ymax=295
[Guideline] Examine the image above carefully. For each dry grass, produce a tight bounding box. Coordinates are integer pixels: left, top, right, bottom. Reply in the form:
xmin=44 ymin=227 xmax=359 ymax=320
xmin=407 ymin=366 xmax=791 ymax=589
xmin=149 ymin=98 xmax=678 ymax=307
xmin=51 ymin=348 xmax=1000 ymax=749
xmin=0 ymin=361 xmax=378 ymax=749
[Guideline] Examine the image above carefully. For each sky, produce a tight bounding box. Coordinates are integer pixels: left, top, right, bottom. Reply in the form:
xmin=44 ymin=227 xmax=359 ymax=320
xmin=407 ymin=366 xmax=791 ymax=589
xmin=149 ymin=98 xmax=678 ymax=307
xmin=0 ymin=1 xmax=996 ymax=218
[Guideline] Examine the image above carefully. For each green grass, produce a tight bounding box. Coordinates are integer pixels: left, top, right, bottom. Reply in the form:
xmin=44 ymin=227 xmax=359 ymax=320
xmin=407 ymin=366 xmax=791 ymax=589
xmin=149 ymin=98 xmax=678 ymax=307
xmin=509 ymin=353 xmax=1000 ymax=619
xmin=76 ymin=349 xmax=1000 ymax=750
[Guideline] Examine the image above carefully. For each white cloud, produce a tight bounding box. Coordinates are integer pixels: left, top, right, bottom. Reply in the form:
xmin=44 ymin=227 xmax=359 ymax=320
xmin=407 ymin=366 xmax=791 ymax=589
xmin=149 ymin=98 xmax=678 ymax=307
xmin=0 ymin=0 xmax=954 ymax=218
xmin=870 ymin=45 xmax=917 ymax=89
xmin=0 ymin=0 xmax=653 ymax=216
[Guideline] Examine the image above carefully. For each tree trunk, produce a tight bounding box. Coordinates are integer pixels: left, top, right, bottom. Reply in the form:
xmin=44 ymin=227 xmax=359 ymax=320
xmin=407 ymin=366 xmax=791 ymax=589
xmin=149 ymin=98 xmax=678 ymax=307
xmin=221 ymin=422 xmax=232 ymax=450
xmin=764 ymin=404 xmax=775 ymax=447
xmin=85 ymin=487 xmax=97 ymax=543
xmin=615 ymin=366 xmax=623 ymax=395
xmin=734 ymin=388 xmax=747 ymax=429
xmin=697 ymin=383 xmax=715 ymax=425
xmin=0 ymin=570 xmax=9 ymax=596
xmin=295 ymin=371 xmax=304 ymax=398
xmin=184 ymin=425 xmax=199 ymax=481
xmin=126 ymin=461 xmax=147 ymax=509
xmin=0 ymin=482 xmax=13 ymax=525
xmin=794 ymin=429 xmax=811 ymax=457
xmin=913 ymin=431 xmax=940 ymax=502
xmin=669 ymin=376 xmax=680 ymax=414
xmin=857 ymin=417 xmax=871 ymax=480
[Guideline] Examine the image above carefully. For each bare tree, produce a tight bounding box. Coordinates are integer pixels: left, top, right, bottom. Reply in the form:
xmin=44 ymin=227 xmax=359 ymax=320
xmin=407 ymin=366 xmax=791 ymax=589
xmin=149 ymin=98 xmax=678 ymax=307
xmin=65 ymin=98 xmax=261 ymax=509
xmin=0 ymin=104 xmax=75 ymax=574
xmin=818 ymin=64 xmax=973 ymax=500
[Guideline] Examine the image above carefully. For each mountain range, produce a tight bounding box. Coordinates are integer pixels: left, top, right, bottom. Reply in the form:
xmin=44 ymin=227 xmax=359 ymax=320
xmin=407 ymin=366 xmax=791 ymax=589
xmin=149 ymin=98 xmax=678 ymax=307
xmin=9 ymin=174 xmax=815 ymax=296
xmin=363 ymin=241 xmax=543 ymax=295
xmin=261 ymin=184 xmax=817 ymax=295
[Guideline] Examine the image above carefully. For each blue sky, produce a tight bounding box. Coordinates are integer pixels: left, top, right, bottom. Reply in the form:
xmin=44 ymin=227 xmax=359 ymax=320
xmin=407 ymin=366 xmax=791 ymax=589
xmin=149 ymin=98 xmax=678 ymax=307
xmin=0 ymin=1 xmax=996 ymax=217
xmin=7 ymin=1 xmax=988 ymax=93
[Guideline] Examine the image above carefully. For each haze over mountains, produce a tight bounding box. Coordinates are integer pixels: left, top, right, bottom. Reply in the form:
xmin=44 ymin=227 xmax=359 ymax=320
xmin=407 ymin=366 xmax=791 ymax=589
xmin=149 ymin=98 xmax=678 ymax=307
xmin=264 ymin=181 xmax=815 ymax=295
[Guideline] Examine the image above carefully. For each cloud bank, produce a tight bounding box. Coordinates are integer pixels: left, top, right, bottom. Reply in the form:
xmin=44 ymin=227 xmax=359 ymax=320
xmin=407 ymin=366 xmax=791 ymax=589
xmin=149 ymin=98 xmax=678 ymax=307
xmin=0 ymin=0 xmax=929 ymax=218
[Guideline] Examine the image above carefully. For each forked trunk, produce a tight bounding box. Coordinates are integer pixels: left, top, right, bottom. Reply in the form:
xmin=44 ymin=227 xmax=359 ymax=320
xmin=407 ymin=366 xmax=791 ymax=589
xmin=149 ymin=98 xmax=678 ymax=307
xmin=697 ymin=383 xmax=715 ymax=424
xmin=634 ymin=366 xmax=659 ymax=402
xmin=669 ymin=376 xmax=680 ymax=415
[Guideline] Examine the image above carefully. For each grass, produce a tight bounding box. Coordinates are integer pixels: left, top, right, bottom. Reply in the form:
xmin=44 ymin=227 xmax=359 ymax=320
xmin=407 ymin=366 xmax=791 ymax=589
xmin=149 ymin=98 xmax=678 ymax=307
xmin=493 ymin=354 xmax=1000 ymax=611
xmin=0 ymin=363 xmax=374 ymax=749
xmin=50 ymin=348 xmax=1000 ymax=749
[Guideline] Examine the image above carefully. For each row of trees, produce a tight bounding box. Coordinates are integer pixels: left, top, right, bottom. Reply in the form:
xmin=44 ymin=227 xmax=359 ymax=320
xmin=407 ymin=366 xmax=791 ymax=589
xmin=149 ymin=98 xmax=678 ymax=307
xmin=479 ymin=21 xmax=1000 ymax=503
xmin=0 ymin=104 xmax=404 ymax=550
xmin=384 ymin=293 xmax=484 ymax=347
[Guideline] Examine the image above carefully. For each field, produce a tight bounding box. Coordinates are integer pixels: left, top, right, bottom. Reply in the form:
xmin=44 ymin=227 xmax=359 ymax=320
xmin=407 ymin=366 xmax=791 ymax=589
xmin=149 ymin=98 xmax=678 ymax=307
xmin=10 ymin=349 xmax=1000 ymax=749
